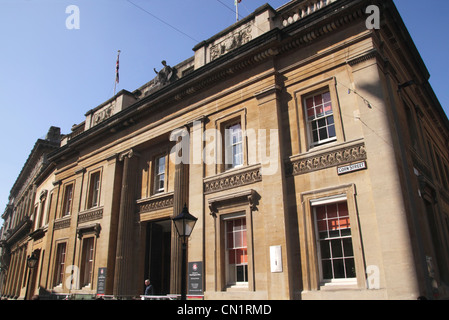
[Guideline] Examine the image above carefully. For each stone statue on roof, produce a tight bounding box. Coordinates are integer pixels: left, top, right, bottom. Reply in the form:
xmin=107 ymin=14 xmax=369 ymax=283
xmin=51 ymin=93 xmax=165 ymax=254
xmin=152 ymin=60 xmax=177 ymax=87
xmin=145 ymin=61 xmax=177 ymax=96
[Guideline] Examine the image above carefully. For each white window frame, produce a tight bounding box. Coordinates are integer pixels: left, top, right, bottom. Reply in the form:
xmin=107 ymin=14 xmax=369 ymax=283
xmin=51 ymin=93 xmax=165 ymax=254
xmin=311 ymin=195 xmax=357 ymax=286
xmin=304 ymin=90 xmax=337 ymax=147
xmin=62 ymin=184 xmax=73 ymax=217
xmin=225 ymin=122 xmax=243 ymax=170
xmin=81 ymin=237 xmax=95 ymax=288
xmin=154 ymin=155 xmax=166 ymax=194
xmin=88 ymin=171 xmax=101 ymax=209
xmin=53 ymin=242 xmax=67 ymax=287
xmin=223 ymin=213 xmax=248 ymax=287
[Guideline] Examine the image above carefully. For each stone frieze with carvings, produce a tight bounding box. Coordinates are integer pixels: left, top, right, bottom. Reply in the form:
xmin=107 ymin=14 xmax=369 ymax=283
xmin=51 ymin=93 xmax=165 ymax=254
xmin=54 ymin=217 xmax=71 ymax=230
xmin=78 ymin=208 xmax=104 ymax=224
xmin=204 ymin=166 xmax=262 ymax=195
xmin=137 ymin=193 xmax=174 ymax=214
xmin=210 ymin=23 xmax=253 ymax=61
xmin=287 ymin=142 xmax=367 ymax=176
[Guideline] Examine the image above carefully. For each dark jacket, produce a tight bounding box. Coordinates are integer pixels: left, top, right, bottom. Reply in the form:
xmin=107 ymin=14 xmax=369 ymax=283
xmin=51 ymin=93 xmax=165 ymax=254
xmin=145 ymin=284 xmax=154 ymax=295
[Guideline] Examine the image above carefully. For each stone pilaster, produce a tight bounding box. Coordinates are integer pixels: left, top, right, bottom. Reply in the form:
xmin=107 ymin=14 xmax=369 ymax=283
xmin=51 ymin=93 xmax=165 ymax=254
xmin=254 ymin=76 xmax=291 ymax=299
xmin=170 ymin=127 xmax=190 ymax=295
xmin=113 ymin=149 xmax=139 ymax=298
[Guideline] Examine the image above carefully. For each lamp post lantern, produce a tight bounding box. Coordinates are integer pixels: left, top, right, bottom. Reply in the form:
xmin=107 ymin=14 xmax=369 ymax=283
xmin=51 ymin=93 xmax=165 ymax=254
xmin=27 ymin=253 xmax=39 ymax=269
xmin=172 ymin=204 xmax=197 ymax=300
xmin=26 ymin=252 xmax=39 ymax=299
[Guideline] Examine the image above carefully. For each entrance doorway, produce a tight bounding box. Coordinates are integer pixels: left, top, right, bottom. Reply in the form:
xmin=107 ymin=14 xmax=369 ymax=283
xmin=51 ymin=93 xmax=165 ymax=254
xmin=144 ymin=220 xmax=171 ymax=295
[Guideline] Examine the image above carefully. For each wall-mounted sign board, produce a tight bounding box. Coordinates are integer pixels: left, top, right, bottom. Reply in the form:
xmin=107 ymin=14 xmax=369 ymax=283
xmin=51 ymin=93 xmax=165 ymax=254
xmin=337 ymin=161 xmax=367 ymax=175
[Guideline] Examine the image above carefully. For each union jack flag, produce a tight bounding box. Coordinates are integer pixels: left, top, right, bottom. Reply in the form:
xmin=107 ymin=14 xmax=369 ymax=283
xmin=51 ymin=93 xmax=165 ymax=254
xmin=116 ymin=50 xmax=120 ymax=84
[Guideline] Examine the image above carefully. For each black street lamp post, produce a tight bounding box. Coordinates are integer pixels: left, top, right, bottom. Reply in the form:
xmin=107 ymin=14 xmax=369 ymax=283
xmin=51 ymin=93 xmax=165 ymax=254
xmin=172 ymin=204 xmax=197 ymax=301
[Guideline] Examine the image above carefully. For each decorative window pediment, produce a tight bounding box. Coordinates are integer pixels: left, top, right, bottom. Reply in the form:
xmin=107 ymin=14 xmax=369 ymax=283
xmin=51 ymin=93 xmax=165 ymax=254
xmin=76 ymin=223 xmax=101 ymax=239
xmin=208 ymin=189 xmax=258 ymax=217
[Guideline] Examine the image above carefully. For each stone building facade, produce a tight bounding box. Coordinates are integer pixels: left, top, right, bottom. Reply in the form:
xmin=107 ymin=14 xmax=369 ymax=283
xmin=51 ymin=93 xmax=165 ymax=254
xmin=0 ymin=127 xmax=61 ymax=299
xmin=1 ymin=0 xmax=449 ymax=300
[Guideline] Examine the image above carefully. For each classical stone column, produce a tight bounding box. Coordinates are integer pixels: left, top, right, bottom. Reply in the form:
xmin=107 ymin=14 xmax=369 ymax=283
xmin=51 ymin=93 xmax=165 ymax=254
xmin=170 ymin=127 xmax=190 ymax=295
xmin=113 ymin=149 xmax=139 ymax=298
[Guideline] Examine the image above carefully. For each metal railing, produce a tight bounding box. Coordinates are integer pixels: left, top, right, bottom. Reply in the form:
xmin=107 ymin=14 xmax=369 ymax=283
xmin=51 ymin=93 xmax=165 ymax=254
xmin=34 ymin=293 xmax=204 ymax=300
xmin=140 ymin=294 xmax=180 ymax=300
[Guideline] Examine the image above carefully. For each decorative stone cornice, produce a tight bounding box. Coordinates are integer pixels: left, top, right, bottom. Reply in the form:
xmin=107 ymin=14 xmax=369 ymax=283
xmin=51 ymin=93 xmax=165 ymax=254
xmin=280 ymin=0 xmax=339 ymax=28
xmin=287 ymin=142 xmax=367 ymax=176
xmin=78 ymin=207 xmax=103 ymax=224
xmin=347 ymin=49 xmax=382 ymax=67
xmin=54 ymin=216 xmax=71 ymax=230
xmin=278 ymin=2 xmax=365 ymax=56
xmin=4 ymin=219 xmax=32 ymax=245
xmin=204 ymin=165 xmax=262 ymax=195
xmin=29 ymin=227 xmax=46 ymax=241
xmin=136 ymin=193 xmax=174 ymax=214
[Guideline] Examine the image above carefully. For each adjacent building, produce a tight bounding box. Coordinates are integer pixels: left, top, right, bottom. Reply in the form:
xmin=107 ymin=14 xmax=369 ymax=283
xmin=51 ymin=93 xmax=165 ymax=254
xmin=0 ymin=127 xmax=61 ymax=299
xmin=1 ymin=0 xmax=449 ymax=300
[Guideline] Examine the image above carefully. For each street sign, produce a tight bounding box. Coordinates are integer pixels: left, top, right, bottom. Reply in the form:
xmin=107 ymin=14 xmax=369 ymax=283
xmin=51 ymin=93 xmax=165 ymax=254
xmin=337 ymin=161 xmax=367 ymax=175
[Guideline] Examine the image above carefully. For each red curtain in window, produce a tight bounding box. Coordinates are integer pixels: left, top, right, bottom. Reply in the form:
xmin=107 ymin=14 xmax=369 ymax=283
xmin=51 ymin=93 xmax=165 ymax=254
xmin=306 ymin=92 xmax=333 ymax=120
xmin=316 ymin=202 xmax=350 ymax=232
xmin=227 ymin=218 xmax=248 ymax=264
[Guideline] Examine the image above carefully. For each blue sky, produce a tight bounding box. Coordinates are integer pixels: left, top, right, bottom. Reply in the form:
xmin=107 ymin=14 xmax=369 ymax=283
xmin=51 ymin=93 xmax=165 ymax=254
xmin=0 ymin=0 xmax=448 ymax=221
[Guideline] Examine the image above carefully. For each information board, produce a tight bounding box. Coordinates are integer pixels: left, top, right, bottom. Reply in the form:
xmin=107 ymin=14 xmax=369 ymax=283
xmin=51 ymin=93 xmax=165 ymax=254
xmin=188 ymin=261 xmax=203 ymax=296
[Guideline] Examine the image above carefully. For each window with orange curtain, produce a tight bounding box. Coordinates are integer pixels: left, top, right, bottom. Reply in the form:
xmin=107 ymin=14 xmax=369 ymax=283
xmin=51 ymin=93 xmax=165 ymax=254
xmin=314 ymin=201 xmax=356 ymax=281
xmin=225 ymin=217 xmax=248 ymax=285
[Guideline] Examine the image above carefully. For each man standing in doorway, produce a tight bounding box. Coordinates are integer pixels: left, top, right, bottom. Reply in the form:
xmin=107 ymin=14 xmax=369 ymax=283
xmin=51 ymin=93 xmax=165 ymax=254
xmin=144 ymin=279 xmax=154 ymax=296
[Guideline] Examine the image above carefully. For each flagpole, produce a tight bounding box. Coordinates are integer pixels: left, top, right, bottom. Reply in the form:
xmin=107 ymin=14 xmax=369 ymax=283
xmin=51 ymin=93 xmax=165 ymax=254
xmin=114 ymin=50 xmax=121 ymax=96
xmin=235 ymin=0 xmax=239 ymax=22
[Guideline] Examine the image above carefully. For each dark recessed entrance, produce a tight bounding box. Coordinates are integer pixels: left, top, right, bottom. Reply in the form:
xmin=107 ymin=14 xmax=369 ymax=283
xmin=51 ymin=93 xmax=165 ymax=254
xmin=144 ymin=219 xmax=171 ymax=295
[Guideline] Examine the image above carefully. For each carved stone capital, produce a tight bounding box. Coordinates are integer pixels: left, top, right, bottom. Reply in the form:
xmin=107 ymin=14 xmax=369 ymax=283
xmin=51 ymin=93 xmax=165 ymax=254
xmin=75 ymin=167 xmax=86 ymax=175
xmin=118 ymin=149 xmax=140 ymax=161
xmin=52 ymin=180 xmax=62 ymax=187
xmin=209 ymin=202 xmax=218 ymax=218
xmin=39 ymin=189 xmax=48 ymax=201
